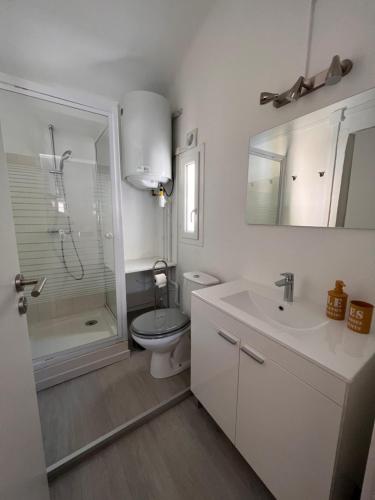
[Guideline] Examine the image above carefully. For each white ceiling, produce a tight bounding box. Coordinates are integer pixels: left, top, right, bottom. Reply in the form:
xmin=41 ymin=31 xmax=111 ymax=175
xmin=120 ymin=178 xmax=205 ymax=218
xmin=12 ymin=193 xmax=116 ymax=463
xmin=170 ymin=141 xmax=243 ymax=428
xmin=0 ymin=0 xmax=215 ymax=101
xmin=0 ymin=90 xmax=107 ymax=138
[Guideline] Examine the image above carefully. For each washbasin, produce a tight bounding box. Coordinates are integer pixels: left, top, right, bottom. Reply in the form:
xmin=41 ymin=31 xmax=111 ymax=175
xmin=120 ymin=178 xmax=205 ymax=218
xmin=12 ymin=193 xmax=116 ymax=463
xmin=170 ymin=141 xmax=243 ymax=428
xmin=221 ymin=288 xmax=328 ymax=331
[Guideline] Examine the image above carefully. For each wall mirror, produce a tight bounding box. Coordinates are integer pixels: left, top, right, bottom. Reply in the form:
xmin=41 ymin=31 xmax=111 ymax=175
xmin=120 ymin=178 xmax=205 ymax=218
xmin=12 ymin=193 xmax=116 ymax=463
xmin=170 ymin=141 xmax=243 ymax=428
xmin=246 ymin=87 xmax=375 ymax=228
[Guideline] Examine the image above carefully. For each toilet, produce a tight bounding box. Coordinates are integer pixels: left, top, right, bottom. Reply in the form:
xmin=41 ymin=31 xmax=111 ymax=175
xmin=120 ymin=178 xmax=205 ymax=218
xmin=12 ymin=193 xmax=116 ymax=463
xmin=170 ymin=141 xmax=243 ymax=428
xmin=131 ymin=271 xmax=220 ymax=379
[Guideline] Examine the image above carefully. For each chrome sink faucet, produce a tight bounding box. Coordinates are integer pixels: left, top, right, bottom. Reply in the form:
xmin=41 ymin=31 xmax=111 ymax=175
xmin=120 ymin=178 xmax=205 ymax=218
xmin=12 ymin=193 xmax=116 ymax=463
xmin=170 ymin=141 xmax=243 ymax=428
xmin=275 ymin=272 xmax=294 ymax=303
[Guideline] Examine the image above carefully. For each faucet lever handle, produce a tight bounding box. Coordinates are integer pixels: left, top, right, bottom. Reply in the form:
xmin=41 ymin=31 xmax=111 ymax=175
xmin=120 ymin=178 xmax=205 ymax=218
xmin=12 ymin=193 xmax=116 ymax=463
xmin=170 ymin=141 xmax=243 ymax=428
xmin=281 ymin=272 xmax=294 ymax=281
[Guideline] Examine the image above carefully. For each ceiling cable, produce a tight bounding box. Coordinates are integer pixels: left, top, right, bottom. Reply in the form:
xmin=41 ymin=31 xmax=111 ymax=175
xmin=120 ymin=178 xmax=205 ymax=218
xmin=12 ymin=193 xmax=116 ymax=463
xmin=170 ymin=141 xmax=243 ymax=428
xmin=304 ymin=0 xmax=317 ymax=77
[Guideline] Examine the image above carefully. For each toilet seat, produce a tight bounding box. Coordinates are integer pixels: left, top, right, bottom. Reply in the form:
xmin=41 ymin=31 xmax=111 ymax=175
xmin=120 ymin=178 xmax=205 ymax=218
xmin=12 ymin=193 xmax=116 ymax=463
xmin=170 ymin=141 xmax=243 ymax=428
xmin=130 ymin=308 xmax=190 ymax=339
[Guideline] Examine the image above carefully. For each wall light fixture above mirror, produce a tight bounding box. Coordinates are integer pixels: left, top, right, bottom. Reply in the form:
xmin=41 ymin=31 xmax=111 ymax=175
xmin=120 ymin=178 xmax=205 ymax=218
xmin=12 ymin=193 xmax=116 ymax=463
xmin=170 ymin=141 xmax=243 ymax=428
xmin=246 ymin=87 xmax=375 ymax=229
xmin=260 ymin=55 xmax=353 ymax=108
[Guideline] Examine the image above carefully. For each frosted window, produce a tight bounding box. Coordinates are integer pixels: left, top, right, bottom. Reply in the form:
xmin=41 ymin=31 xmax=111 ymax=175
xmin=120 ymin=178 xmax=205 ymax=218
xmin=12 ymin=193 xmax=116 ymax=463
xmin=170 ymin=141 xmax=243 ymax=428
xmin=184 ymin=161 xmax=198 ymax=235
xmin=179 ymin=145 xmax=204 ymax=245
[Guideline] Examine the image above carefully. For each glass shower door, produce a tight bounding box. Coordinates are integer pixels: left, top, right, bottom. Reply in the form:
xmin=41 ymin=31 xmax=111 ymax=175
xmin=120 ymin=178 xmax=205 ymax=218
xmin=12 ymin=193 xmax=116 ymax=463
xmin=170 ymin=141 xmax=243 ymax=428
xmin=1 ymin=88 xmax=123 ymax=363
xmin=95 ymin=128 xmax=117 ymax=318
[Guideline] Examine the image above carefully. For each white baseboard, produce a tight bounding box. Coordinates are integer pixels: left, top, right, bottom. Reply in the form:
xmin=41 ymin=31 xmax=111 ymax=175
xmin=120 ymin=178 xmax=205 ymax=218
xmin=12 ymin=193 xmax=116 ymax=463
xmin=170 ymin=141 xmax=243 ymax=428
xmin=34 ymin=342 xmax=130 ymax=391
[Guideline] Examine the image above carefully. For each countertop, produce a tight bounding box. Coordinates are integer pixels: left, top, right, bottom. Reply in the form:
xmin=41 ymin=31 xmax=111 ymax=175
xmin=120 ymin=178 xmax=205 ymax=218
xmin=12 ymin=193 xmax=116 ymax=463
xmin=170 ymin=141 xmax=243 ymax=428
xmin=193 ymin=279 xmax=375 ymax=382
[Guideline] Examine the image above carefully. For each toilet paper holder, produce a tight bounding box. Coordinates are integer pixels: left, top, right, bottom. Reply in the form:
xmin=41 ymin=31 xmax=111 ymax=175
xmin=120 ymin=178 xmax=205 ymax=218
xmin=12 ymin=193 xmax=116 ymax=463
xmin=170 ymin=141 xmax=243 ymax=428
xmin=152 ymin=259 xmax=170 ymax=309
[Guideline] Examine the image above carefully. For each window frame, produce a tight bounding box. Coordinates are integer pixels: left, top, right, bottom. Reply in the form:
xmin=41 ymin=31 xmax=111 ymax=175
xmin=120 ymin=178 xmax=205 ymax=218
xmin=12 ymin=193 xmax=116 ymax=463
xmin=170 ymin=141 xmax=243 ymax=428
xmin=178 ymin=143 xmax=204 ymax=246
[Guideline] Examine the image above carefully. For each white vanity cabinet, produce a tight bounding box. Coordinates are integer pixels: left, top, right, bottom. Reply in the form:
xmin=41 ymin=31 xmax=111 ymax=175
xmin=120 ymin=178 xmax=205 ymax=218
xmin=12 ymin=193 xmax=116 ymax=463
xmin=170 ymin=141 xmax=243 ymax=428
xmin=191 ymin=292 xmax=375 ymax=500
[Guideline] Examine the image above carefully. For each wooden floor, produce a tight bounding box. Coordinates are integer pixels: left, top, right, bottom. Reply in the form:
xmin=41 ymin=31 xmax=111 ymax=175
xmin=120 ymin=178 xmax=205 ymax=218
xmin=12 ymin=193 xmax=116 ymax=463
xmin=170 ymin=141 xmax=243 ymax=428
xmin=49 ymin=397 xmax=274 ymax=500
xmin=37 ymin=350 xmax=190 ymax=465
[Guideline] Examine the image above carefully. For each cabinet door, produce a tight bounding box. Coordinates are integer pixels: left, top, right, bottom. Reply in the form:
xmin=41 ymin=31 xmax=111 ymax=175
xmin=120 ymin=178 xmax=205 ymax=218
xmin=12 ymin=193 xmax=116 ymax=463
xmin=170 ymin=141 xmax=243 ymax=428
xmin=236 ymin=344 xmax=342 ymax=500
xmin=191 ymin=300 xmax=240 ymax=442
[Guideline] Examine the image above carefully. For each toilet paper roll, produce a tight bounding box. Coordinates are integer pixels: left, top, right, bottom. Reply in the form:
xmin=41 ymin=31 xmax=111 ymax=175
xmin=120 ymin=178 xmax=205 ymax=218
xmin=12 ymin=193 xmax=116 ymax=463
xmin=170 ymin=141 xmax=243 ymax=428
xmin=154 ymin=273 xmax=167 ymax=288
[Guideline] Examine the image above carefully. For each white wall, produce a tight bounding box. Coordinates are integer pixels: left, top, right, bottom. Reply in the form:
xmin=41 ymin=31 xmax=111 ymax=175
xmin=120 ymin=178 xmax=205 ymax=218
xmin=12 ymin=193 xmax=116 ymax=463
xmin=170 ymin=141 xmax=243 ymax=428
xmin=169 ymin=0 xmax=375 ymax=306
xmin=121 ymin=181 xmax=166 ymax=311
xmin=249 ymin=116 xmax=336 ymax=226
xmin=121 ymin=182 xmax=164 ymax=261
xmin=281 ymin=119 xmax=334 ymax=226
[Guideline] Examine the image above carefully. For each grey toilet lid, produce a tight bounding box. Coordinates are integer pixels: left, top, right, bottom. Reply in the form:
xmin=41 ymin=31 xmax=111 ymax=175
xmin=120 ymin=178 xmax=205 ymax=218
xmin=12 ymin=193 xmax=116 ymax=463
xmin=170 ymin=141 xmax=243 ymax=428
xmin=131 ymin=308 xmax=190 ymax=337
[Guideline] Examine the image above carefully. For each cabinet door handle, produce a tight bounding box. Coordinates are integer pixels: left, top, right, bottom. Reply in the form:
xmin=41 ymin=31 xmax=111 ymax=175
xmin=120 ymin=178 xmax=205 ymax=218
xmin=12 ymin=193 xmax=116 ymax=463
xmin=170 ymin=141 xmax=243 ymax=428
xmin=240 ymin=345 xmax=265 ymax=364
xmin=217 ymin=330 xmax=238 ymax=345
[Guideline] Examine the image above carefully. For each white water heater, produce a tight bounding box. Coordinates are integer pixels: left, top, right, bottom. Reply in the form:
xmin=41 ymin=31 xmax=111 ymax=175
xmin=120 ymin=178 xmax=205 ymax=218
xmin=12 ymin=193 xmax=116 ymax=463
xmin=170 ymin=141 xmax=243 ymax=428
xmin=122 ymin=91 xmax=172 ymax=189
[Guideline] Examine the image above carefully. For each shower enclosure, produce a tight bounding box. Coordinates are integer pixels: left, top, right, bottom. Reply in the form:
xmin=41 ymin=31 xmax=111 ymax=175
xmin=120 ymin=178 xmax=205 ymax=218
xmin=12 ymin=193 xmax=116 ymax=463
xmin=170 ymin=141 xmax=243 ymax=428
xmin=0 ymin=84 xmax=126 ymax=380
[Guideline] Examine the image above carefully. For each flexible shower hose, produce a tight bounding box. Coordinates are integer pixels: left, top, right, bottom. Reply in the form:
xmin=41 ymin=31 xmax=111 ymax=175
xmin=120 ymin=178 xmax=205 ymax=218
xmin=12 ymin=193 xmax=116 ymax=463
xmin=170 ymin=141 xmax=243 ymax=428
xmin=58 ymin=172 xmax=85 ymax=281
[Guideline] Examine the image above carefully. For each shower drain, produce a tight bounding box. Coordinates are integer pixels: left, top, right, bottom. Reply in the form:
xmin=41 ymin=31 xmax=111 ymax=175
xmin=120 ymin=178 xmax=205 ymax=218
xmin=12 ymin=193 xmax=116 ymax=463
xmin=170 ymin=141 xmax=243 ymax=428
xmin=85 ymin=320 xmax=98 ymax=326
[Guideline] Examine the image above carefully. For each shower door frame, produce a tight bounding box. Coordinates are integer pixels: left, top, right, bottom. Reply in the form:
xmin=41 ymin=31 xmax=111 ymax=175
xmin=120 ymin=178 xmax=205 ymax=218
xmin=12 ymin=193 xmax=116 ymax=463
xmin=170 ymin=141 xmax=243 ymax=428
xmin=0 ymin=72 xmax=128 ymax=376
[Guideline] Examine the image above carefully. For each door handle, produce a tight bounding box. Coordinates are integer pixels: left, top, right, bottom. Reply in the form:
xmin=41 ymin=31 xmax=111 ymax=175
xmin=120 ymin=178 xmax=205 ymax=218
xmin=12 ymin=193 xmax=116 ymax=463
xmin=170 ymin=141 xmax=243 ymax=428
xmin=240 ymin=345 xmax=265 ymax=364
xmin=15 ymin=273 xmax=47 ymax=297
xmin=18 ymin=296 xmax=28 ymax=315
xmin=190 ymin=208 xmax=197 ymax=222
xmin=217 ymin=330 xmax=238 ymax=345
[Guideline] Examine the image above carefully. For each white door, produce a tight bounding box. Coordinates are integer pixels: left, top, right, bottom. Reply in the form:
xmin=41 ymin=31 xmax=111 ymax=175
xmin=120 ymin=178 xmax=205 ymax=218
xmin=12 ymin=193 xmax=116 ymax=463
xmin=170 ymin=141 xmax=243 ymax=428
xmin=0 ymin=123 xmax=50 ymax=499
xmin=236 ymin=345 xmax=342 ymax=500
xmin=191 ymin=298 xmax=240 ymax=442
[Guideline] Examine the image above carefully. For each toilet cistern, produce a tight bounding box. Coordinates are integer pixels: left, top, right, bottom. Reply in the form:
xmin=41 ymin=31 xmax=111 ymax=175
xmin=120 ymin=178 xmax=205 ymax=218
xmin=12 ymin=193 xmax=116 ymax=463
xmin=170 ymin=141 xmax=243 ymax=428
xmin=275 ymin=272 xmax=294 ymax=303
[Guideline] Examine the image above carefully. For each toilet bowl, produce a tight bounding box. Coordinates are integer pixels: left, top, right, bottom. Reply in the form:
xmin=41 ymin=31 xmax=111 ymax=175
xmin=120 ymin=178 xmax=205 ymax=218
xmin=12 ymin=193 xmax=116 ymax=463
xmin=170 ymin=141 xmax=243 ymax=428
xmin=131 ymin=308 xmax=190 ymax=379
xmin=131 ymin=271 xmax=220 ymax=379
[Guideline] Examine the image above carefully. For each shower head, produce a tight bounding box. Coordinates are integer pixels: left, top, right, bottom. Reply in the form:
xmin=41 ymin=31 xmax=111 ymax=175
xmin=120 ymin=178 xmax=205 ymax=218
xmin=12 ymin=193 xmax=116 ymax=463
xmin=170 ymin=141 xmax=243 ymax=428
xmin=59 ymin=150 xmax=72 ymax=171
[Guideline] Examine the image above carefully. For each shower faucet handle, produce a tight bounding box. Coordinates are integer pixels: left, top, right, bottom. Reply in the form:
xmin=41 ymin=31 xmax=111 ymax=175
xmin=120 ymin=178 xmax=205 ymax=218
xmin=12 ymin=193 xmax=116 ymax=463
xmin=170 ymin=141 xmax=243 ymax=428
xmin=15 ymin=273 xmax=47 ymax=297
